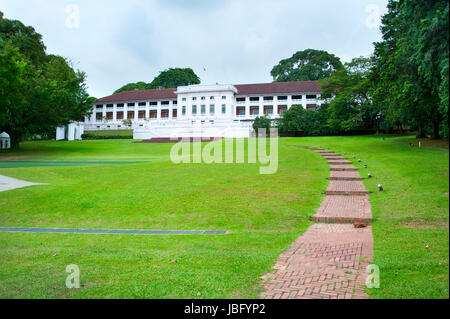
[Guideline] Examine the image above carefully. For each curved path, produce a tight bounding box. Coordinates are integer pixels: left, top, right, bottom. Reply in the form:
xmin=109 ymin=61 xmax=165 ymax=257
xmin=261 ymin=147 xmax=373 ymax=299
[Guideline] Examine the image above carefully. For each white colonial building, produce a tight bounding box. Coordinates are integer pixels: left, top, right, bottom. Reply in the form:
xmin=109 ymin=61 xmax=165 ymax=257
xmin=83 ymin=81 xmax=322 ymax=139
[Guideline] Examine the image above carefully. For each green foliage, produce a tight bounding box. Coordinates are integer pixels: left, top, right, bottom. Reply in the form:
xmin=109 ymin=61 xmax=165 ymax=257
xmin=151 ymin=67 xmax=200 ymax=89
xmin=372 ymin=0 xmax=449 ymax=139
xmin=320 ymin=57 xmax=380 ymax=132
xmin=271 ymin=49 xmax=343 ymax=82
xmin=252 ymin=115 xmax=272 ymax=134
xmin=113 ymin=67 xmax=200 ymax=94
xmin=0 ymin=12 xmax=91 ymax=148
xmin=81 ymin=133 xmax=133 ymax=140
xmin=277 ymin=105 xmax=333 ymax=136
xmin=122 ymin=118 xmax=132 ymax=127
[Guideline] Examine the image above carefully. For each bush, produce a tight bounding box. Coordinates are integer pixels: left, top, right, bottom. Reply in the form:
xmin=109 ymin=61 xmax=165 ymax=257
xmin=81 ymin=133 xmax=133 ymax=140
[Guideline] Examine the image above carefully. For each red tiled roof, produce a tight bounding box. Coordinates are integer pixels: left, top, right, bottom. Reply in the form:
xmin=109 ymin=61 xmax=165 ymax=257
xmin=235 ymin=81 xmax=321 ymax=95
xmin=97 ymin=88 xmax=177 ymax=103
xmin=96 ymin=81 xmax=321 ymax=103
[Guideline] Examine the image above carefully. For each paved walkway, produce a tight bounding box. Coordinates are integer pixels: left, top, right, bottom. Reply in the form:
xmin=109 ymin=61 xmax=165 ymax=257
xmin=261 ymin=147 xmax=374 ymax=299
xmin=0 ymin=227 xmax=228 ymax=235
xmin=0 ymin=174 xmax=47 ymax=192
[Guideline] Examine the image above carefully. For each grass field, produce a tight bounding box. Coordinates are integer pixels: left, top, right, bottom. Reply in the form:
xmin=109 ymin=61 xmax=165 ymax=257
xmin=0 ymin=136 xmax=448 ymax=298
xmin=86 ymin=129 xmax=133 ymax=137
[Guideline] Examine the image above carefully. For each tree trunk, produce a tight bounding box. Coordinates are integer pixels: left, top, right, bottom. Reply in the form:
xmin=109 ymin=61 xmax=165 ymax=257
xmin=431 ymin=118 xmax=441 ymax=139
xmin=399 ymin=123 xmax=404 ymax=135
xmin=417 ymin=124 xmax=427 ymax=138
xmin=7 ymin=131 xmax=21 ymax=149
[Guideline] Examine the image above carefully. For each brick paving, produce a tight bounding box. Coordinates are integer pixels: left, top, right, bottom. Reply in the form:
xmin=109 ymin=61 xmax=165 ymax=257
xmin=261 ymin=147 xmax=373 ymax=299
xmin=325 ymin=180 xmax=369 ymax=195
xmin=329 ymin=170 xmax=362 ymax=181
xmin=311 ymin=196 xmax=372 ymax=224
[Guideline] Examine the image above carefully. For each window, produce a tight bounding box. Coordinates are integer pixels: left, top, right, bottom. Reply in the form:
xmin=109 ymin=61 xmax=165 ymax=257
xmin=192 ymin=97 xmax=197 ymax=101
xmin=263 ymin=96 xmax=273 ymax=101
xmin=117 ymin=103 xmax=124 ymax=107
xmin=149 ymin=101 xmax=157 ymax=106
xmin=96 ymin=104 xmax=103 ymax=109
xmin=161 ymin=101 xmax=169 ymax=105
xmin=182 ymin=106 xmax=186 ymax=115
xmin=292 ymin=95 xmax=302 ymax=100
xmin=192 ymin=105 xmax=197 ymax=115
xmin=221 ymin=104 xmax=226 ymax=114
xmin=106 ymin=104 xmax=113 ymax=108
xmin=127 ymin=103 xmax=135 ymax=106
xmin=173 ymin=100 xmax=177 ymax=105
xmin=210 ymin=104 xmax=215 ymax=114
xmin=306 ymin=94 xmax=317 ymax=99
xmin=182 ymin=97 xmax=186 ymax=101
xmin=138 ymin=102 xmax=146 ymax=106
xmin=277 ymin=96 xmax=287 ymax=101
xmin=250 ymin=97 xmax=260 ymax=102
xmin=210 ymin=96 xmax=214 ymax=100
xmin=221 ymin=96 xmax=226 ymax=100
xmin=236 ymin=97 xmax=245 ymax=102
xmin=201 ymin=105 xmax=206 ymax=114
xmin=201 ymin=96 xmax=206 ymax=100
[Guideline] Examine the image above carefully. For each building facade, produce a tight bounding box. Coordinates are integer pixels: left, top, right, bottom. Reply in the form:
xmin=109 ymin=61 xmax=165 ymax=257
xmin=84 ymin=81 xmax=322 ymax=138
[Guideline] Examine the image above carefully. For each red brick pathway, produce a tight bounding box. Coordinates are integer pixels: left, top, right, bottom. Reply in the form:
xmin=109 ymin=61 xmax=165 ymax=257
xmin=261 ymin=147 xmax=373 ymax=299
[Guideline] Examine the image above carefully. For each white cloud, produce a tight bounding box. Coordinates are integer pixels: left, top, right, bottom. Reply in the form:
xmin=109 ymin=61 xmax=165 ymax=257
xmin=0 ymin=0 xmax=388 ymax=97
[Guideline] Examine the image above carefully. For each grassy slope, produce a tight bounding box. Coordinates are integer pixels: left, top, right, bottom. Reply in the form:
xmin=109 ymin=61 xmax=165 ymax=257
xmin=285 ymin=136 xmax=449 ymax=299
xmin=0 ymin=139 xmax=327 ymax=298
xmin=0 ymin=136 xmax=448 ymax=298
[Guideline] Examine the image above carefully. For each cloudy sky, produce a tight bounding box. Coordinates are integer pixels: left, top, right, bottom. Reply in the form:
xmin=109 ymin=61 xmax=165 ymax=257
xmin=1 ymin=0 xmax=388 ymax=98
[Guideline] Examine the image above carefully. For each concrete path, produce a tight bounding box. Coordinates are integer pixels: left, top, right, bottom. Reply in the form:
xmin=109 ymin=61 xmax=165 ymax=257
xmin=0 ymin=174 xmax=47 ymax=192
xmin=0 ymin=227 xmax=227 ymax=235
xmin=261 ymin=147 xmax=373 ymax=299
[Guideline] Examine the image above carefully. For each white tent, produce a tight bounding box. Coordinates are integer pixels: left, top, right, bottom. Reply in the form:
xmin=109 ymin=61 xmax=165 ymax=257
xmin=0 ymin=132 xmax=11 ymax=149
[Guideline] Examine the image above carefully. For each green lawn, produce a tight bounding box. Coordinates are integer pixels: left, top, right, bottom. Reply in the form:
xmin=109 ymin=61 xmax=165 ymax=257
xmin=86 ymin=129 xmax=133 ymax=137
xmin=0 ymin=136 xmax=448 ymax=298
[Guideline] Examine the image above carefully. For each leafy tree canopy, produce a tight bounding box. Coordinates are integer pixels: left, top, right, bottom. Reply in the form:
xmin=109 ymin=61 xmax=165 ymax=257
xmin=0 ymin=12 xmax=92 ymax=148
xmin=320 ymin=57 xmax=379 ymax=132
xmin=271 ymin=49 xmax=344 ymax=82
xmin=252 ymin=115 xmax=272 ymax=134
xmin=113 ymin=68 xmax=200 ymax=94
xmin=372 ymin=0 xmax=449 ymax=138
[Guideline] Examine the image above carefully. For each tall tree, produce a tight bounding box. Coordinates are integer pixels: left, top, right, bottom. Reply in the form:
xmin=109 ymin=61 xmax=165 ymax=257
xmin=151 ymin=67 xmax=200 ymax=89
xmin=277 ymin=104 xmax=333 ymax=136
xmin=113 ymin=81 xmax=151 ymax=94
xmin=373 ymin=0 xmax=449 ymax=138
xmin=271 ymin=49 xmax=344 ymax=82
xmin=0 ymin=12 xmax=92 ymax=148
xmin=113 ymin=68 xmax=200 ymax=94
xmin=320 ymin=57 xmax=379 ymax=133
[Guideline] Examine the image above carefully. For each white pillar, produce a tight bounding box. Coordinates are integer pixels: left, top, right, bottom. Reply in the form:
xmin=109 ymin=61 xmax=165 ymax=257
xmin=157 ymin=101 xmax=161 ymax=119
